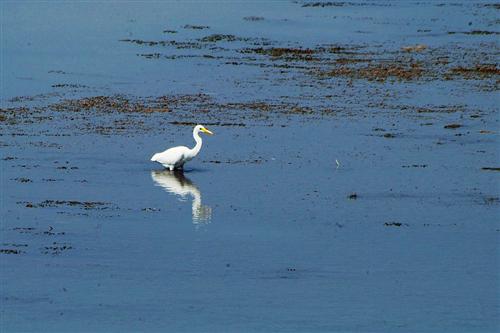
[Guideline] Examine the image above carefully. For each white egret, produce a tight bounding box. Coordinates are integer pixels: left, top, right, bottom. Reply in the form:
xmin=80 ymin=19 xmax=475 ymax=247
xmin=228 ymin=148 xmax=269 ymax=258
xmin=151 ymin=125 xmax=213 ymax=170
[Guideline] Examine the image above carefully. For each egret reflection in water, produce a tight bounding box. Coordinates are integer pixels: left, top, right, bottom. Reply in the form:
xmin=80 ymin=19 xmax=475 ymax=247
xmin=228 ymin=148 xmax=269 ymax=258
xmin=151 ymin=170 xmax=212 ymax=225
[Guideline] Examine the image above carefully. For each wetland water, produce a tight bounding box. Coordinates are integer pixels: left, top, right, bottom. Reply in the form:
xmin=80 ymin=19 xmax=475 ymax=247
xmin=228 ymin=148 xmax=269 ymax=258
xmin=1 ymin=1 xmax=499 ymax=332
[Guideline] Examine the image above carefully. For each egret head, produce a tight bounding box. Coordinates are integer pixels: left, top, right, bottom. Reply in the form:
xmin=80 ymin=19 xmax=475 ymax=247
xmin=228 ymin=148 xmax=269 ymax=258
xmin=195 ymin=124 xmax=214 ymax=135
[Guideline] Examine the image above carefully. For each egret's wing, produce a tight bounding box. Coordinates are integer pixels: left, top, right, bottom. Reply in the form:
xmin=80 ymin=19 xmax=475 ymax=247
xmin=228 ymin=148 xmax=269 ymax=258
xmin=152 ymin=146 xmax=189 ymax=165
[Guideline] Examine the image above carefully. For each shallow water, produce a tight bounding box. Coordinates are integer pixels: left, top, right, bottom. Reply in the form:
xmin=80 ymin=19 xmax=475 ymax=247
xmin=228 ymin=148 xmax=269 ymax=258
xmin=1 ymin=1 xmax=499 ymax=332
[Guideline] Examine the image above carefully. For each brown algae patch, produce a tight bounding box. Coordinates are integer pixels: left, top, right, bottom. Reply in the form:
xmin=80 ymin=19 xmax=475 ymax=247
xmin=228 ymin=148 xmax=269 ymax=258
xmin=119 ymin=39 xmax=204 ymax=49
xmin=12 ymin=177 xmax=32 ymax=183
xmin=203 ymin=159 xmax=266 ymax=164
xmin=0 ymin=107 xmax=31 ymax=123
xmin=302 ymin=2 xmax=350 ymax=7
xmin=199 ymin=34 xmax=242 ymax=43
xmin=183 ymin=24 xmax=210 ymax=30
xmin=169 ymin=121 xmax=246 ymax=127
xmin=444 ymin=124 xmax=462 ymax=129
xmin=243 ymin=16 xmax=264 ymax=21
xmin=242 ymin=47 xmax=318 ymax=61
xmin=42 ymin=242 xmax=73 ymax=255
xmin=448 ymin=30 xmax=500 ymax=35
xmin=0 ymin=249 xmax=25 ymax=255
xmin=384 ymin=222 xmax=409 ymax=227
xmin=1 ymin=93 xmax=319 ymax=135
xmin=51 ymin=83 xmax=89 ymax=89
xmin=55 ymin=95 xmax=162 ymax=113
xmin=49 ymin=95 xmax=212 ymax=114
xmin=321 ymin=62 xmax=425 ymax=81
xmin=449 ymin=64 xmax=500 ymax=78
xmin=117 ymin=22 xmax=499 ymax=91
xmin=482 ymin=167 xmax=500 ymax=171
xmin=414 ymin=105 xmax=466 ymax=113
xmin=20 ymin=200 xmax=113 ymax=210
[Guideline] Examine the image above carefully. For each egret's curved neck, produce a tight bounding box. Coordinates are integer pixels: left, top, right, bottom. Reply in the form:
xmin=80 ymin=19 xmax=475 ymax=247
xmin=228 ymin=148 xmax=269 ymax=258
xmin=189 ymin=129 xmax=202 ymax=158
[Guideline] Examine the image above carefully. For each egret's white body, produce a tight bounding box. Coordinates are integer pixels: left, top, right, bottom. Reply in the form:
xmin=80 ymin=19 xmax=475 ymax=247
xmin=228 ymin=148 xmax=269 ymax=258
xmin=151 ymin=125 xmax=213 ymax=170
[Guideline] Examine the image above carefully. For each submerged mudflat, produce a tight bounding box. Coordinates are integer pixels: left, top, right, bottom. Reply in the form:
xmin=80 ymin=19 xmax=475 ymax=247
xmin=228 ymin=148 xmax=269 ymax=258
xmin=1 ymin=1 xmax=498 ymax=332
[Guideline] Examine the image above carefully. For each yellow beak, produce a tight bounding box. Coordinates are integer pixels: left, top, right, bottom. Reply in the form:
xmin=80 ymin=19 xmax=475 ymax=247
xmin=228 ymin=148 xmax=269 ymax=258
xmin=201 ymin=127 xmax=214 ymax=135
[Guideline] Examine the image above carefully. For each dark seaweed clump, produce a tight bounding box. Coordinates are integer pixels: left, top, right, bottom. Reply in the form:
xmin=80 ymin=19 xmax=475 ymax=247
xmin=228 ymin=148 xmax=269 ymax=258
xmin=22 ymin=200 xmax=111 ymax=210
xmin=302 ymin=2 xmax=348 ymax=7
xmin=183 ymin=24 xmax=209 ymax=30
xmin=449 ymin=64 xmax=500 ymax=78
xmin=199 ymin=34 xmax=239 ymax=42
